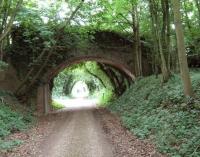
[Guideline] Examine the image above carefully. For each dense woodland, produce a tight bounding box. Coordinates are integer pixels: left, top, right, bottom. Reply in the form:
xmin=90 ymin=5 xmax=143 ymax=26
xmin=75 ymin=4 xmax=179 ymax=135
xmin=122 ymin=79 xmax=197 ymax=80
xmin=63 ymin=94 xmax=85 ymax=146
xmin=0 ymin=0 xmax=200 ymax=156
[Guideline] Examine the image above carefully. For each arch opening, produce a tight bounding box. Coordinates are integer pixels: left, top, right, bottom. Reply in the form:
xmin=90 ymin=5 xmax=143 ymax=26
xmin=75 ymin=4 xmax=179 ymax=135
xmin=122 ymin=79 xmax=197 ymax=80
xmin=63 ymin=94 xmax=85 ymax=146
xmin=46 ymin=56 xmax=135 ymax=83
xmin=46 ymin=58 xmax=134 ymax=112
xmin=71 ymin=81 xmax=90 ymax=98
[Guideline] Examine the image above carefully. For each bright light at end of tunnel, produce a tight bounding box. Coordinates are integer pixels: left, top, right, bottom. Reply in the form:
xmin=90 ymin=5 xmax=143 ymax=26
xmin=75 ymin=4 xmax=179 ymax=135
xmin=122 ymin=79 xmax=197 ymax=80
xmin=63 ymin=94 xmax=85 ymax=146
xmin=71 ymin=81 xmax=89 ymax=98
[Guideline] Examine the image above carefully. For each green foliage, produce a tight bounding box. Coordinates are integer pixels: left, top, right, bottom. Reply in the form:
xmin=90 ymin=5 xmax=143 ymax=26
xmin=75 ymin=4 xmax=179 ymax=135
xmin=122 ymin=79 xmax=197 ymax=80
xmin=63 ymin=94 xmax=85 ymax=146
xmin=0 ymin=61 xmax=8 ymax=71
xmin=0 ymin=104 xmax=26 ymax=137
xmin=52 ymin=61 xmax=115 ymax=106
xmin=0 ymin=139 xmax=23 ymax=150
xmin=108 ymin=72 xmax=200 ymax=156
xmin=95 ymin=89 xmax=115 ymax=107
xmin=0 ymin=94 xmax=34 ymax=150
xmin=53 ymin=61 xmax=114 ymax=95
xmin=3 ymin=0 xmax=199 ymax=97
xmin=52 ymin=100 xmax=65 ymax=110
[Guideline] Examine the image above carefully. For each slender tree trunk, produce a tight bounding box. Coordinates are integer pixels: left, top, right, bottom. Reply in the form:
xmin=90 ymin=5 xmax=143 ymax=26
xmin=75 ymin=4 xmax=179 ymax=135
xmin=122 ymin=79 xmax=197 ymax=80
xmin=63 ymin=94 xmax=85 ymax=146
xmin=131 ymin=4 xmax=142 ymax=77
xmin=149 ymin=0 xmax=159 ymax=76
xmin=157 ymin=29 xmax=170 ymax=82
xmin=167 ymin=43 xmax=172 ymax=71
xmin=0 ymin=0 xmax=23 ymax=42
xmin=149 ymin=0 xmax=170 ymax=82
xmin=0 ymin=0 xmax=23 ymax=60
xmin=15 ymin=48 xmax=48 ymax=94
xmin=161 ymin=0 xmax=171 ymax=71
xmin=137 ymin=7 xmax=143 ymax=76
xmin=195 ymin=0 xmax=200 ymax=26
xmin=172 ymin=0 xmax=193 ymax=97
xmin=160 ymin=0 xmax=171 ymax=81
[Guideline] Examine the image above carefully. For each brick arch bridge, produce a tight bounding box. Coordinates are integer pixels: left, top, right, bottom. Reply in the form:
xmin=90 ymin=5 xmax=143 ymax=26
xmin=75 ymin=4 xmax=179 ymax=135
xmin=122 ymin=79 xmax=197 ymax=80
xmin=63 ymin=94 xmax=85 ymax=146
xmin=46 ymin=56 xmax=135 ymax=82
xmin=37 ymin=55 xmax=135 ymax=114
xmin=35 ymin=31 xmax=153 ymax=114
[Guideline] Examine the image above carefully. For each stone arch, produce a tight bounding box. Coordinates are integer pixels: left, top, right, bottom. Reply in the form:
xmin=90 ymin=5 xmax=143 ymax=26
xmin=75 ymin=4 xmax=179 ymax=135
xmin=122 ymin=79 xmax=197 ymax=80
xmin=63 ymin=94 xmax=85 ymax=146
xmin=45 ymin=55 xmax=135 ymax=82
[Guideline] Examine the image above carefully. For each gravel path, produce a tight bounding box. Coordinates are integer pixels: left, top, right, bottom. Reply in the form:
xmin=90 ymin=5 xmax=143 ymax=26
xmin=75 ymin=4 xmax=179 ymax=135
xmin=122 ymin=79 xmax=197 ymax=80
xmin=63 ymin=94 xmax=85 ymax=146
xmin=37 ymin=109 xmax=113 ymax=157
xmin=1 ymin=109 xmax=165 ymax=157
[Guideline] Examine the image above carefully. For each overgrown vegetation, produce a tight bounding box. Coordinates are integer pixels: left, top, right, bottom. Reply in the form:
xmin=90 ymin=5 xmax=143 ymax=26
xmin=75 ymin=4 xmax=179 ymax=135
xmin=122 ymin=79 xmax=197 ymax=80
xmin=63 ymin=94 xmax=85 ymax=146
xmin=0 ymin=0 xmax=198 ymax=97
xmin=0 ymin=61 xmax=8 ymax=71
xmin=108 ymin=71 xmax=200 ymax=156
xmin=0 ymin=91 xmax=34 ymax=151
xmin=93 ymin=89 xmax=114 ymax=107
xmin=0 ymin=0 xmax=199 ymax=154
xmin=52 ymin=100 xmax=65 ymax=110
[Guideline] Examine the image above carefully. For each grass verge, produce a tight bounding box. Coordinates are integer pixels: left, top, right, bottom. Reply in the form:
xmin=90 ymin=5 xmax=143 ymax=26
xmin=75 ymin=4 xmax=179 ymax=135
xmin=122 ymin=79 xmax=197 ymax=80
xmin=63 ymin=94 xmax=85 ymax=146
xmin=108 ymin=72 xmax=200 ymax=157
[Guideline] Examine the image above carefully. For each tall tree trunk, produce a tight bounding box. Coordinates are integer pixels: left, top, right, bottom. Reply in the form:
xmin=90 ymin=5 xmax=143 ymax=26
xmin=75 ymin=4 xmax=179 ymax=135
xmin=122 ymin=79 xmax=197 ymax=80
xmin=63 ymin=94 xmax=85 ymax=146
xmin=172 ymin=0 xmax=193 ymax=97
xmin=137 ymin=7 xmax=143 ymax=76
xmin=161 ymin=0 xmax=171 ymax=71
xmin=131 ymin=4 xmax=142 ymax=77
xmin=149 ymin=0 xmax=170 ymax=82
xmin=157 ymin=29 xmax=170 ymax=82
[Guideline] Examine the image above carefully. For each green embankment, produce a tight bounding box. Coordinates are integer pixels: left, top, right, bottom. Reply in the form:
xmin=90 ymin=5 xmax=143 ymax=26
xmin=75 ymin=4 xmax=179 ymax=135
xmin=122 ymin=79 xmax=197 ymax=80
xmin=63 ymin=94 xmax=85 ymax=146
xmin=108 ymin=71 xmax=200 ymax=157
xmin=0 ymin=91 xmax=34 ymax=151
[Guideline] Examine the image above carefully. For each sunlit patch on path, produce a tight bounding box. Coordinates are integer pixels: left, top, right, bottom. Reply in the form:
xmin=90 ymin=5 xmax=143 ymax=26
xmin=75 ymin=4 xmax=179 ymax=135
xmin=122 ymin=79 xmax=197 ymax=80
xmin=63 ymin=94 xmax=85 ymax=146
xmin=52 ymin=98 xmax=98 ymax=112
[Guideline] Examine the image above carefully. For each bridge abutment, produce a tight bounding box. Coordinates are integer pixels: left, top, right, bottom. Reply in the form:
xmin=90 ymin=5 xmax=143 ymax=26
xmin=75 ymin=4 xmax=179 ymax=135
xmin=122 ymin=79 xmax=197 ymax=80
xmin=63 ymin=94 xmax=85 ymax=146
xmin=37 ymin=84 xmax=51 ymax=115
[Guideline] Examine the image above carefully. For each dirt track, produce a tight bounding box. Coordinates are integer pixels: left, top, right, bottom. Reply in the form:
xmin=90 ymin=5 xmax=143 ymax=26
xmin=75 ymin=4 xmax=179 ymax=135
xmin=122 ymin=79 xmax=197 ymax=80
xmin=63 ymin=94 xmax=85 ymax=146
xmin=1 ymin=108 xmax=164 ymax=157
xmin=37 ymin=109 xmax=113 ymax=157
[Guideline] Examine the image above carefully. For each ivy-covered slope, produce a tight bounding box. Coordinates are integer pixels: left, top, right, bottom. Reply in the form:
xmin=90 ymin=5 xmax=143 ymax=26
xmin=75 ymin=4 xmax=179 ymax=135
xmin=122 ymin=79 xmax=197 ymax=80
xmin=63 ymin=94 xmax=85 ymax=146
xmin=108 ymin=71 xmax=200 ymax=157
xmin=0 ymin=91 xmax=34 ymax=150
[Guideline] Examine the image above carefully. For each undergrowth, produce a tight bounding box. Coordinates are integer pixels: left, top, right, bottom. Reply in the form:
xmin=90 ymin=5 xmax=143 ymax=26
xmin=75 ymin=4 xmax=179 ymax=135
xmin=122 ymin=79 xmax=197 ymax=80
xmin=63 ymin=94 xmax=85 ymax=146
xmin=0 ymin=92 xmax=34 ymax=151
xmin=52 ymin=100 xmax=65 ymax=109
xmin=108 ymin=71 xmax=200 ymax=157
xmin=92 ymin=88 xmax=115 ymax=107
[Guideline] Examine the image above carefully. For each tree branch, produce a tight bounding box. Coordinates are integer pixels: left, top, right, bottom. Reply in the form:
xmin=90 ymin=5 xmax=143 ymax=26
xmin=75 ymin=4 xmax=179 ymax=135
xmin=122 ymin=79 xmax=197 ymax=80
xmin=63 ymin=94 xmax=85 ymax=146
xmin=15 ymin=0 xmax=85 ymax=96
xmin=118 ymin=13 xmax=133 ymax=26
xmin=0 ymin=0 xmax=23 ymax=42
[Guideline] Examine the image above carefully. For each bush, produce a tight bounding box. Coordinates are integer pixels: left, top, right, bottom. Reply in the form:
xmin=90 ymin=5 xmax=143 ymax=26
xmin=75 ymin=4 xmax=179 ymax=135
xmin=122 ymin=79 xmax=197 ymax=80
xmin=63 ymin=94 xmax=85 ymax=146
xmin=96 ymin=89 xmax=115 ymax=107
xmin=0 ymin=104 xmax=27 ymax=138
xmin=52 ymin=100 xmax=65 ymax=109
xmin=108 ymin=72 xmax=200 ymax=156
